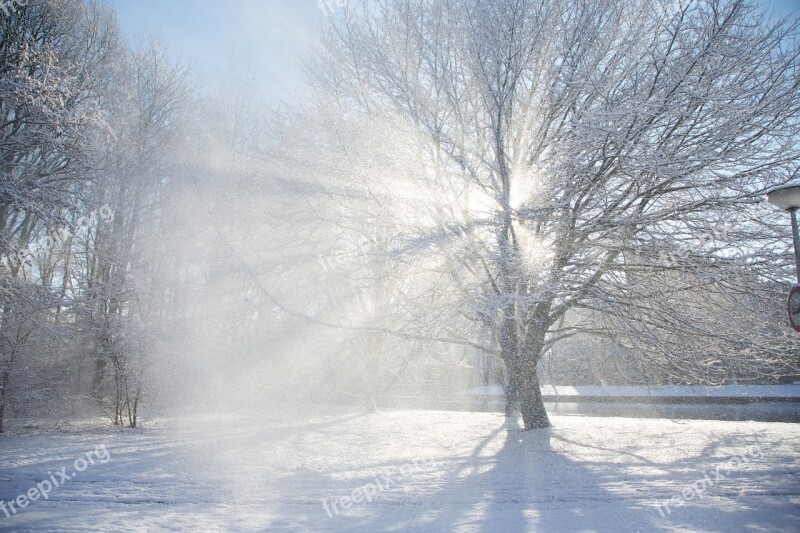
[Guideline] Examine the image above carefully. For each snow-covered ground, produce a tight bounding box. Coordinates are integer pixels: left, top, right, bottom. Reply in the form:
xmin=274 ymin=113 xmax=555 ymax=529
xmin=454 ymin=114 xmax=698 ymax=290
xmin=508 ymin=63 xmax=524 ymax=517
xmin=1 ymin=408 xmax=799 ymax=532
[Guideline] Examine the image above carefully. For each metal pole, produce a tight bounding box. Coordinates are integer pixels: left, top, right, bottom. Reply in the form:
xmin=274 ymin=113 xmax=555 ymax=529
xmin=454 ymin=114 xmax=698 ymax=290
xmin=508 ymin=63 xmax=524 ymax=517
xmin=790 ymin=208 xmax=800 ymax=284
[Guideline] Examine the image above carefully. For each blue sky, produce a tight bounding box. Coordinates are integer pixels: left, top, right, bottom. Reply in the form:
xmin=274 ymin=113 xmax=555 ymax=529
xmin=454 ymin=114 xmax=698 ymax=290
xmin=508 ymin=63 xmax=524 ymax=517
xmin=100 ymin=0 xmax=325 ymax=104
xmin=102 ymin=0 xmax=800 ymax=106
xmin=771 ymin=0 xmax=800 ymax=13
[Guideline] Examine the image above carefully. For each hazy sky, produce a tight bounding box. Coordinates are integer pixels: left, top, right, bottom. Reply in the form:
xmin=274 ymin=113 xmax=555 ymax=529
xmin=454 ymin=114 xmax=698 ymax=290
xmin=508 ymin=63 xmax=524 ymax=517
xmin=103 ymin=0 xmax=800 ymax=106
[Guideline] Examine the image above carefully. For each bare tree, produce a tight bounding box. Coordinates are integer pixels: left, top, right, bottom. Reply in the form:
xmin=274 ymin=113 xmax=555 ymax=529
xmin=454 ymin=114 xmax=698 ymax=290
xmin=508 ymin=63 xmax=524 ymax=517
xmin=311 ymin=0 xmax=800 ymax=429
xmin=0 ymin=0 xmax=118 ymax=252
xmin=0 ymin=0 xmax=118 ymax=432
xmin=80 ymin=40 xmax=191 ymax=427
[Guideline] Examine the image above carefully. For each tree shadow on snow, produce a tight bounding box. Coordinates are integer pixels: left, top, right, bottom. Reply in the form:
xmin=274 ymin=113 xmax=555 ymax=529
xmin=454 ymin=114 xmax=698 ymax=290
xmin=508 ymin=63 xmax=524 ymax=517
xmin=321 ymin=416 xmax=657 ymax=532
xmin=319 ymin=416 xmax=800 ymax=532
xmin=406 ymin=417 xmax=650 ymax=532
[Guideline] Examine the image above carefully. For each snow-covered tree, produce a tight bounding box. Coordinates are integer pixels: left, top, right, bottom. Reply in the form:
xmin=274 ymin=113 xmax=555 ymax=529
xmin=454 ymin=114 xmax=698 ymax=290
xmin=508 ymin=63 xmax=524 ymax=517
xmin=0 ymin=0 xmax=118 ymax=251
xmin=80 ymin=40 xmax=191 ymax=427
xmin=0 ymin=0 xmax=118 ymax=432
xmin=311 ymin=0 xmax=800 ymax=429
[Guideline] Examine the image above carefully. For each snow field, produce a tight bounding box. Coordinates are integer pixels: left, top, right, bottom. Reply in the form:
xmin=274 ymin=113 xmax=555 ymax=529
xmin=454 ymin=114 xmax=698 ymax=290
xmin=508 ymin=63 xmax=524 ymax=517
xmin=1 ymin=408 xmax=798 ymax=532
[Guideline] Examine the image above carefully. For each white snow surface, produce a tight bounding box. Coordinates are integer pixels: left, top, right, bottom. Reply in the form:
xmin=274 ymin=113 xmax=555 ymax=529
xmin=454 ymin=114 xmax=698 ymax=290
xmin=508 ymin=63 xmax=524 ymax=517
xmin=1 ymin=407 xmax=799 ymax=532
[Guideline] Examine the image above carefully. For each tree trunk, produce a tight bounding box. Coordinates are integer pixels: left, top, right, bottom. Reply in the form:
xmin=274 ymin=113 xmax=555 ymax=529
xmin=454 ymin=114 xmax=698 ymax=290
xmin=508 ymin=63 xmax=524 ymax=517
xmin=0 ymin=370 xmax=7 ymax=434
xmin=499 ymin=309 xmax=520 ymax=418
xmin=518 ymin=367 xmax=550 ymax=430
xmin=132 ymin=393 xmax=138 ymax=428
xmin=127 ymin=386 xmax=140 ymax=428
xmin=92 ymin=354 xmax=107 ymax=406
xmin=0 ymin=298 xmax=11 ymax=434
xmin=518 ymin=331 xmax=551 ymax=430
xmin=503 ymin=378 xmax=518 ymax=418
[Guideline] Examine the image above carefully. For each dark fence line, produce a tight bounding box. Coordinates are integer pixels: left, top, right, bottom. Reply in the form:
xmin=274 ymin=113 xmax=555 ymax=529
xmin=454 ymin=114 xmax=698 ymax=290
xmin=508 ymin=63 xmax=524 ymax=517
xmin=374 ymin=392 xmax=800 ymax=423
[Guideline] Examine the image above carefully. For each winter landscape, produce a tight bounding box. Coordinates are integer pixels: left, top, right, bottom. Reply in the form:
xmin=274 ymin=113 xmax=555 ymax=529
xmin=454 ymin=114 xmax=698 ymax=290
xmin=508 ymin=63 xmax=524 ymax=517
xmin=2 ymin=0 xmax=800 ymax=531
xmin=1 ymin=409 xmax=799 ymax=532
